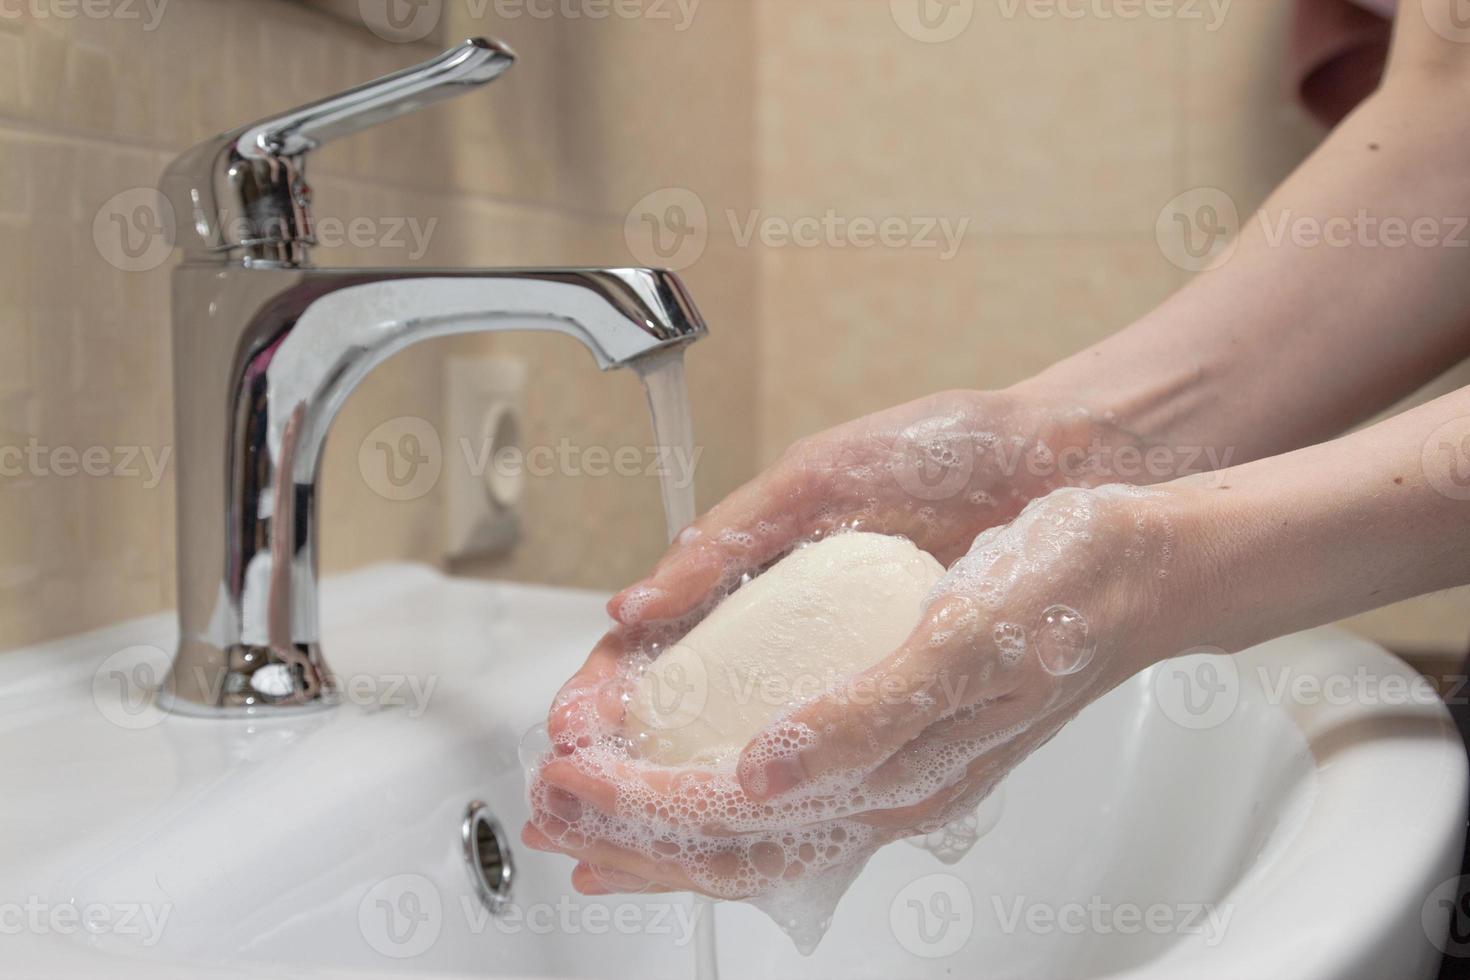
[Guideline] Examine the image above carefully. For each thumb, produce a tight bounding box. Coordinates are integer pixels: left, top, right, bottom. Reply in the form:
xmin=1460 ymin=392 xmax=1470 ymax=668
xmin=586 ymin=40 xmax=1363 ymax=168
xmin=736 ymin=594 xmax=988 ymax=800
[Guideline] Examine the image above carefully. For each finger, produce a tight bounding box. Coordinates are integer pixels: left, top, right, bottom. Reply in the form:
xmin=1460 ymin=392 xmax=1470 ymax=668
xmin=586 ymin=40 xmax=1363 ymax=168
xmin=737 ymin=593 xmax=996 ymax=800
xmin=546 ymin=630 xmax=636 ymax=753
xmin=607 ymin=461 xmax=823 ymax=625
xmin=571 ymin=862 xmax=673 ymax=895
xmin=523 ymin=821 xmax=699 ymax=892
xmin=538 ymin=755 xmax=729 ymax=827
xmin=535 ymin=782 xmax=587 ymax=823
xmin=537 ymin=756 xmax=621 ymax=814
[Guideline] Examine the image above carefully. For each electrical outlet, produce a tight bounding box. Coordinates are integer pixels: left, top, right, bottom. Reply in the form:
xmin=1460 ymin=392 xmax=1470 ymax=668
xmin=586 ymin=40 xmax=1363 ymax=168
xmin=443 ymin=354 xmax=527 ymax=560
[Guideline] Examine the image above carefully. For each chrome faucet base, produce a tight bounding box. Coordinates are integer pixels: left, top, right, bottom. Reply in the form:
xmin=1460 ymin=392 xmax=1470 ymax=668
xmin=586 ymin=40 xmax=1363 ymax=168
xmin=159 ymin=641 xmax=338 ymax=716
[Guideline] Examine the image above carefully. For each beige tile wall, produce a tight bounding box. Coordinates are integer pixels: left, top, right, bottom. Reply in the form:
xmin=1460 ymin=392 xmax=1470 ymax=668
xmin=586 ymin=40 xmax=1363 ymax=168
xmin=754 ymin=0 xmax=1187 ymax=454
xmin=0 ymin=0 xmax=760 ymax=648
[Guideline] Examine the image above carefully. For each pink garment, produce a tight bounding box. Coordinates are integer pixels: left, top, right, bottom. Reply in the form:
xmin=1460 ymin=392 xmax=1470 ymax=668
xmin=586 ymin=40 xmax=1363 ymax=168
xmin=1289 ymin=0 xmax=1395 ymax=127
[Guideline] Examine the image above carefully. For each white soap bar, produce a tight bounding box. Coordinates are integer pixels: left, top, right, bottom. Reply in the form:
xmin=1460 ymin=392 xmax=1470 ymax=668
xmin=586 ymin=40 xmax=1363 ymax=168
xmin=627 ymin=532 xmax=945 ymax=766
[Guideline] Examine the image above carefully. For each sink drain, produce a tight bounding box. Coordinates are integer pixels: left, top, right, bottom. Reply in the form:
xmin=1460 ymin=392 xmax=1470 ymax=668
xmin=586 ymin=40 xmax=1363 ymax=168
xmin=462 ymin=801 xmax=514 ymax=914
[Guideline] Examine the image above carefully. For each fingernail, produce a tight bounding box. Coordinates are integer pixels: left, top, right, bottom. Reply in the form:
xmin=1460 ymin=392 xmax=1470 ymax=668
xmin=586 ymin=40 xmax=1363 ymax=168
xmin=746 ymin=754 xmax=807 ymax=800
xmin=587 ymin=866 xmax=652 ymax=892
xmin=544 ymin=787 xmax=583 ymax=822
xmin=611 ymin=583 xmax=664 ymax=625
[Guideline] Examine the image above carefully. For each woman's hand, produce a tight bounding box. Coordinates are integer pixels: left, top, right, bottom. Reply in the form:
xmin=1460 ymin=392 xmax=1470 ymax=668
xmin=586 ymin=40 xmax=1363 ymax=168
xmin=525 ymin=483 xmax=1205 ymax=898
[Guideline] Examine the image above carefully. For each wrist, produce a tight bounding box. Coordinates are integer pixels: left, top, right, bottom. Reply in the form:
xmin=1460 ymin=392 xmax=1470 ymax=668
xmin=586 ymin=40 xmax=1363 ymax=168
xmin=1114 ymin=479 xmax=1232 ymax=673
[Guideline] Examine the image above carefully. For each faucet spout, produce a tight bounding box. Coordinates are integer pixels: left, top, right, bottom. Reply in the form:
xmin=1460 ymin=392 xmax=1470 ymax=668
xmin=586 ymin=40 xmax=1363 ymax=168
xmin=162 ymin=266 xmax=706 ymax=714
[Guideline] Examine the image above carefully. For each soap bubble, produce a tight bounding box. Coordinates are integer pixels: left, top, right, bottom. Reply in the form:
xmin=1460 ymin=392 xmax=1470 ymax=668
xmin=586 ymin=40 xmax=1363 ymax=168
xmin=991 ymin=623 xmax=1027 ymax=666
xmin=1035 ymin=605 xmax=1096 ymax=676
xmin=906 ymin=784 xmax=1006 ymax=864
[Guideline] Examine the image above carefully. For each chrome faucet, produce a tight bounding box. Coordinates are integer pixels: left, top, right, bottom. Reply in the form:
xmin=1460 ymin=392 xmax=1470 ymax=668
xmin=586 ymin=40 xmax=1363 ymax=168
xmin=157 ymin=39 xmax=707 ymax=715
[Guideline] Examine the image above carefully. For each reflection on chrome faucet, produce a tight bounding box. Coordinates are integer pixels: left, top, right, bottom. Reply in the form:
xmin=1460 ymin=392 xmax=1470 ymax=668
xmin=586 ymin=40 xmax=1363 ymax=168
xmin=156 ymin=39 xmax=708 ymax=715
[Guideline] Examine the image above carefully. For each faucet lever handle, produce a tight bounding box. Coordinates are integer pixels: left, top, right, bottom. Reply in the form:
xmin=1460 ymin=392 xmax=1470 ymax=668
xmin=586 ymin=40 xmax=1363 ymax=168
xmin=241 ymin=37 xmax=514 ymax=159
xmin=160 ymin=38 xmax=515 ymax=266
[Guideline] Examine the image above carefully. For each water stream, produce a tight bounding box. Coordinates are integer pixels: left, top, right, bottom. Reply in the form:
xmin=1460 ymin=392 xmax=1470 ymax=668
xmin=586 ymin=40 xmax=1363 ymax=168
xmin=634 ymin=348 xmax=719 ymax=980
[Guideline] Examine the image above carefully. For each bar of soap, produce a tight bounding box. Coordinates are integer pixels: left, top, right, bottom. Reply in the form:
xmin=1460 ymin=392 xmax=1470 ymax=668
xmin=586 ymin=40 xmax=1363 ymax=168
xmin=627 ymin=532 xmax=945 ymax=766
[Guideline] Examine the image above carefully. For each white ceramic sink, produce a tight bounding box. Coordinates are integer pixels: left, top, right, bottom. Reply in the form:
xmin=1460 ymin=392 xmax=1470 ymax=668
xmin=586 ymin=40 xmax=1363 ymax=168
xmin=0 ymin=563 xmax=1464 ymax=979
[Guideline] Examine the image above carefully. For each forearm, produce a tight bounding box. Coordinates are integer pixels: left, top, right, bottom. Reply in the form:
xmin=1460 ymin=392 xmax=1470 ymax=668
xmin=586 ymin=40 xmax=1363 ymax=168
xmin=1017 ymin=77 xmax=1470 ymax=464
xmin=1165 ymin=383 xmax=1470 ymax=656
